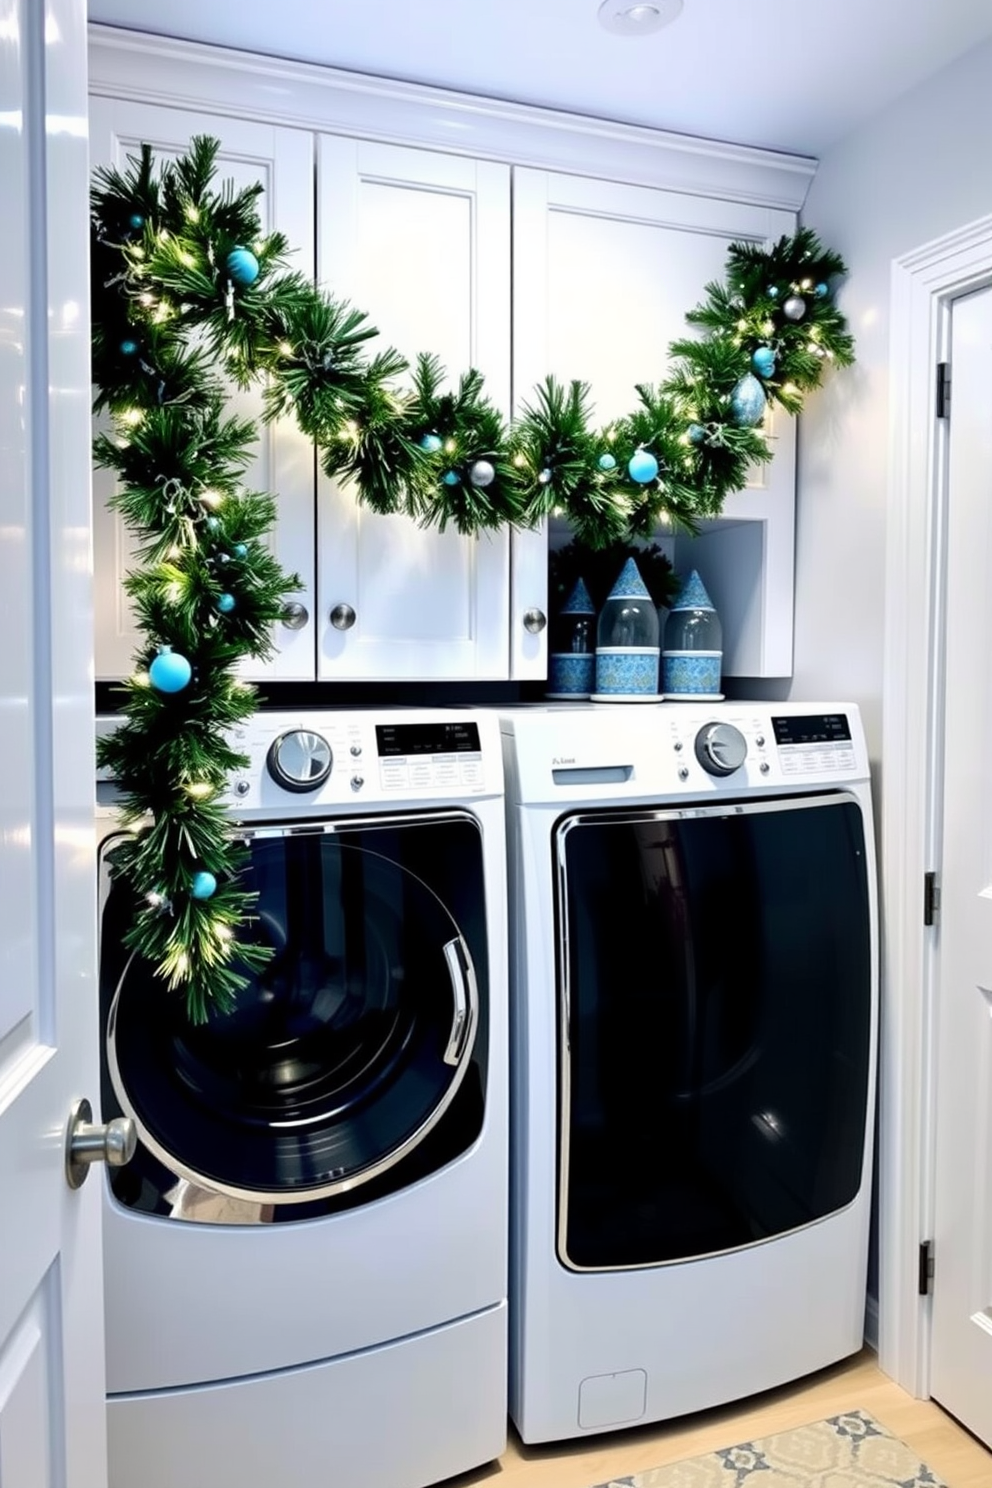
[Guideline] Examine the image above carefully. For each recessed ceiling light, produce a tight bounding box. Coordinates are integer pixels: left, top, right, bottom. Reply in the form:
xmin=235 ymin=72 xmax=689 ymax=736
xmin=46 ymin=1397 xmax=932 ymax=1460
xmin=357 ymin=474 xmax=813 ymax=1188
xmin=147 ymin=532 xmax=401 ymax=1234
xmin=597 ymin=0 xmax=683 ymax=35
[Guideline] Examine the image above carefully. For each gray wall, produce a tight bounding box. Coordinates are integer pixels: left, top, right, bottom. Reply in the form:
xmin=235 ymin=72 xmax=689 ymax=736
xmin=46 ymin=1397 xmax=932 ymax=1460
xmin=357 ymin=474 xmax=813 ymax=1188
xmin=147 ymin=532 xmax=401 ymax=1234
xmin=792 ymin=36 xmax=992 ymax=760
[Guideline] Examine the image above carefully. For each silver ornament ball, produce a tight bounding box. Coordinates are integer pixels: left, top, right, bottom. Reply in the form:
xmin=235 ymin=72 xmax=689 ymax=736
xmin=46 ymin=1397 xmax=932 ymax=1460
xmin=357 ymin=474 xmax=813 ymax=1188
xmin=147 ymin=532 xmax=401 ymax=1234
xmin=469 ymin=459 xmax=496 ymax=488
xmin=782 ymin=295 xmax=807 ymax=322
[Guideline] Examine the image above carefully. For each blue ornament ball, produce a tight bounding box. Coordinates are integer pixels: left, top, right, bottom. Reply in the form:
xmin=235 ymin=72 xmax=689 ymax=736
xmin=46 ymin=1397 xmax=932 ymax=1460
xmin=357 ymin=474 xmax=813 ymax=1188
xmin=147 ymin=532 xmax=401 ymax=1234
xmin=442 ymin=470 xmax=461 ymax=486
xmin=190 ymin=871 xmax=217 ymax=901
xmin=751 ymin=345 xmax=777 ymax=379
xmin=597 ymin=452 xmax=617 ymax=471
xmin=119 ymin=338 xmax=139 ymax=357
xmin=233 ymin=543 xmax=248 ymax=558
xmin=730 ymin=372 xmax=767 ymax=428
xmin=206 ymin=516 xmax=220 ymax=532
xmin=767 ymin=286 xmax=779 ymax=298
xmin=627 ymin=449 xmax=659 ymax=485
xmin=128 ymin=213 xmax=144 ymax=230
xmin=217 ymin=593 xmax=236 ymax=614
xmin=226 ymin=246 xmax=259 ymax=286
xmin=419 ymin=433 xmax=443 ymax=454
xmin=687 ymin=423 xmax=706 ymax=445
xmin=148 ymin=647 xmax=192 ymax=694
xmin=815 ymin=282 xmax=829 ymax=298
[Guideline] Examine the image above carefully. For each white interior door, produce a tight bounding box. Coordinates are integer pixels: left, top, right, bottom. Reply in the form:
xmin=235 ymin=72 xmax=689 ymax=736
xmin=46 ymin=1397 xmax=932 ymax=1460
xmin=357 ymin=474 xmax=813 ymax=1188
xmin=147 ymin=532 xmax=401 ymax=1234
xmin=0 ymin=3 xmax=108 ymax=1483
xmin=930 ymin=281 xmax=992 ymax=1449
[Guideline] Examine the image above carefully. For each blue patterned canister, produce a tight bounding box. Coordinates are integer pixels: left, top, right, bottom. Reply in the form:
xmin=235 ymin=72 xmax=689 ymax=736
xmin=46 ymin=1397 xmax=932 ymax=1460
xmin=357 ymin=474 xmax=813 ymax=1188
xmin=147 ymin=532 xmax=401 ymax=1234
xmin=548 ymin=577 xmax=596 ymax=698
xmin=594 ymin=557 xmax=660 ymax=697
xmin=662 ymin=569 xmax=723 ymax=697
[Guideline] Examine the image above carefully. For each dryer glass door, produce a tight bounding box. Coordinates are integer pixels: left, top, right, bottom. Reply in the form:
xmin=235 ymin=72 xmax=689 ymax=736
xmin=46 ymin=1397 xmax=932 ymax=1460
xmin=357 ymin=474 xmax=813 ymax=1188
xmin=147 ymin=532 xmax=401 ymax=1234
xmin=555 ymin=792 xmax=873 ymax=1271
xmin=100 ymin=814 xmax=487 ymax=1215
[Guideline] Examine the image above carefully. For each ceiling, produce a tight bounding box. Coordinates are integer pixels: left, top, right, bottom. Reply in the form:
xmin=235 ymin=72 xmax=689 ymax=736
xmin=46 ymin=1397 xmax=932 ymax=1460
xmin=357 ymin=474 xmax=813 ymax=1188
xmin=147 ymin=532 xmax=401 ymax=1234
xmin=86 ymin=0 xmax=992 ymax=159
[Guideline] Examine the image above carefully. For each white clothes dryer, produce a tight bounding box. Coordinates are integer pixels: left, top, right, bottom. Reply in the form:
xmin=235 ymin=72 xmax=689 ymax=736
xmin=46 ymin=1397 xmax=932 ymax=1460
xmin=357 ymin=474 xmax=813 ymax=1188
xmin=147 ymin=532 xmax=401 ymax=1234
xmin=95 ymin=708 xmax=508 ymax=1488
xmin=499 ymin=701 xmax=878 ymax=1443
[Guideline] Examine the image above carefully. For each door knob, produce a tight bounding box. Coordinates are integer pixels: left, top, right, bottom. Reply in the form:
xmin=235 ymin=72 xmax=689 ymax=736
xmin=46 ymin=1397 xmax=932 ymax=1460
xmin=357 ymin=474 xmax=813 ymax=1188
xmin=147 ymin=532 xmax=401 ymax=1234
xmin=64 ymin=1097 xmax=136 ymax=1190
xmin=280 ymin=601 xmax=309 ymax=631
xmin=523 ymin=608 xmax=547 ymax=634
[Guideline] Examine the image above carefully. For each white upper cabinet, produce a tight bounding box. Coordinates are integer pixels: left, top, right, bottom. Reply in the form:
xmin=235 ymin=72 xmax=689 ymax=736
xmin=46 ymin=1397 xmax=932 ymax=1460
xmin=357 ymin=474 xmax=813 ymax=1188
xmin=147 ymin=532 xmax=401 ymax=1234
xmin=315 ymin=137 xmax=514 ymax=681
xmin=89 ymin=98 xmax=316 ymax=682
xmin=513 ymin=169 xmax=798 ymax=678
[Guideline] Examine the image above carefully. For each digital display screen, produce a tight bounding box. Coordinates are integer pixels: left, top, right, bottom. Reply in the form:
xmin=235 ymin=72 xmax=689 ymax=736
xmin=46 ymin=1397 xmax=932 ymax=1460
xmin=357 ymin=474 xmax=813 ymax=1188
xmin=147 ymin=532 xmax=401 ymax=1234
xmin=375 ymin=721 xmax=482 ymax=757
xmin=771 ymin=713 xmax=852 ymax=746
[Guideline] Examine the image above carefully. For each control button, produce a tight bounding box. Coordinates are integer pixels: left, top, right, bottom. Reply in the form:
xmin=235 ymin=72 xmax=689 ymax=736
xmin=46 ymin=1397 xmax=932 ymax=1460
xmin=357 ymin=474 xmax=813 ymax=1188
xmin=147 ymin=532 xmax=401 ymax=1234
xmin=234 ymin=779 xmax=250 ymax=797
xmin=760 ymin=760 xmax=771 ymax=774
xmin=673 ymin=740 xmax=683 ymax=752
xmin=350 ymin=744 xmax=362 ymax=757
xmin=266 ymin=730 xmax=333 ymax=793
xmin=678 ymin=766 xmax=690 ymax=781
xmin=350 ymin=775 xmax=365 ymax=792
xmin=694 ymin=721 xmax=747 ymax=777
xmin=755 ymin=735 xmax=766 ymax=748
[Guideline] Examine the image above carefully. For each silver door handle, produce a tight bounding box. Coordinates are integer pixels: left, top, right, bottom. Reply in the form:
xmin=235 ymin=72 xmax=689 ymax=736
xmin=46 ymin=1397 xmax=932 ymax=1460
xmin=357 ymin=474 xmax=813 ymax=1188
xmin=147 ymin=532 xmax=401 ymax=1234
xmin=64 ymin=1097 xmax=136 ymax=1190
xmin=330 ymin=603 xmax=357 ymax=630
xmin=441 ymin=937 xmax=476 ymax=1067
xmin=280 ymin=601 xmax=309 ymax=631
xmin=523 ymin=607 xmax=547 ymax=634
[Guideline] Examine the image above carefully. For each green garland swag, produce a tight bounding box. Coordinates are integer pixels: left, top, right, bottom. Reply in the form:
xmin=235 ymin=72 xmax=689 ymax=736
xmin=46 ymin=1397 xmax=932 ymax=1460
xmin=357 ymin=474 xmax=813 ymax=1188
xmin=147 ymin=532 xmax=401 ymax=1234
xmin=91 ymin=134 xmax=855 ymax=1022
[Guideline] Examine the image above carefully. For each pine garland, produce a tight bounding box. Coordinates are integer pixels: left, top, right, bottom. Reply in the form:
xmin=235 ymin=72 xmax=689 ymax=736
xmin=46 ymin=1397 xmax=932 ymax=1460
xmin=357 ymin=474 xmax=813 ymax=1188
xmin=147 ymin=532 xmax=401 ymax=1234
xmin=91 ymin=134 xmax=855 ymax=1021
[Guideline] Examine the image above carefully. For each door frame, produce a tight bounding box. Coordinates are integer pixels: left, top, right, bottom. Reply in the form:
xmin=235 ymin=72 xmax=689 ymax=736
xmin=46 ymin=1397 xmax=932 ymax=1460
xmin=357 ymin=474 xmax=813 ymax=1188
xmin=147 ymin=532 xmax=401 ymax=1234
xmin=879 ymin=211 xmax=992 ymax=1395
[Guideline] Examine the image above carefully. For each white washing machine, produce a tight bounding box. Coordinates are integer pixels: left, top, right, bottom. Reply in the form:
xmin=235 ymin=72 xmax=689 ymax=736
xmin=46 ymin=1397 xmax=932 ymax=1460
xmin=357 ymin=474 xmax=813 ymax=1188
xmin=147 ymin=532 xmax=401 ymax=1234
xmin=95 ymin=707 xmax=508 ymax=1488
xmin=499 ymin=701 xmax=878 ymax=1444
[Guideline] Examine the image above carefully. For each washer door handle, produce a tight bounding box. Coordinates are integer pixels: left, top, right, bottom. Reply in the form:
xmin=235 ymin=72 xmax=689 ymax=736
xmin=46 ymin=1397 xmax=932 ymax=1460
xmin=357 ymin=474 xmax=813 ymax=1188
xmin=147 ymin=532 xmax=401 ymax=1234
xmin=442 ymin=937 xmax=476 ymax=1066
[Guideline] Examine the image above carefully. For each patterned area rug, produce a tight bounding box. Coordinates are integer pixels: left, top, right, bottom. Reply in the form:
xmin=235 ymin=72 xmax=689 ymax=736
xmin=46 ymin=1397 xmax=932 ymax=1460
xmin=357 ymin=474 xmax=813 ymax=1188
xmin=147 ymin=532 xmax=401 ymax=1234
xmin=590 ymin=1410 xmax=948 ymax=1487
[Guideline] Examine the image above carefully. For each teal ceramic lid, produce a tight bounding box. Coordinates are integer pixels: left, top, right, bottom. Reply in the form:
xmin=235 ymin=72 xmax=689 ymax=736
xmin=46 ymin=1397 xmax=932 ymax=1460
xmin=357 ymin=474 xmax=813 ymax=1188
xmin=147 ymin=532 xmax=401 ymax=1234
xmin=670 ymin=569 xmax=714 ymax=611
xmin=606 ymin=557 xmax=651 ymax=600
xmin=560 ymin=577 xmax=595 ymax=615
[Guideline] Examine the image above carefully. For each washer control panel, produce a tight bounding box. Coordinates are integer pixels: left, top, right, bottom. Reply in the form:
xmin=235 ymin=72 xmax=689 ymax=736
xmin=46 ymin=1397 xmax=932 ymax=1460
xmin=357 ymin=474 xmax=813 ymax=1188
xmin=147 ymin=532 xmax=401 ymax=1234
xmin=223 ymin=711 xmax=490 ymax=808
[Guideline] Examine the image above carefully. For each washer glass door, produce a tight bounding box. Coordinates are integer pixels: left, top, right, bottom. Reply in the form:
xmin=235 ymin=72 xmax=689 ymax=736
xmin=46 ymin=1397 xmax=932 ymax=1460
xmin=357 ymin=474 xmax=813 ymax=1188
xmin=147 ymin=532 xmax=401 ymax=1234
xmin=555 ymin=792 xmax=873 ymax=1271
xmin=99 ymin=815 xmax=486 ymax=1216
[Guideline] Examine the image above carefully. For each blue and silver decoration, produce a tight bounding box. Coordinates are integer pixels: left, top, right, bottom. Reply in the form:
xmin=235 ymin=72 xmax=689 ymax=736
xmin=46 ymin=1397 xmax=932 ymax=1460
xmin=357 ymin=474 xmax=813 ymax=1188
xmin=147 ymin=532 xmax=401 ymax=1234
xmin=730 ymin=372 xmax=767 ymax=427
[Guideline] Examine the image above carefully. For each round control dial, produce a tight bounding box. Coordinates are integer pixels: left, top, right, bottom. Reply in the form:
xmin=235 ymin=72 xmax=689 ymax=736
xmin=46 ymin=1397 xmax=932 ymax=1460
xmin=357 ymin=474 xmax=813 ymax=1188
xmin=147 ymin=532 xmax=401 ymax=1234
xmin=266 ymin=730 xmax=333 ymax=793
xmin=694 ymin=721 xmax=747 ymax=777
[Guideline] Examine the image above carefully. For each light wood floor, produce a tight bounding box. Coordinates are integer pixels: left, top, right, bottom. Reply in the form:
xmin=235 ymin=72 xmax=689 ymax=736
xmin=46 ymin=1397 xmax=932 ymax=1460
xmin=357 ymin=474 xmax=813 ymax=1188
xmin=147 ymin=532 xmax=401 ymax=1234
xmin=444 ymin=1349 xmax=992 ymax=1488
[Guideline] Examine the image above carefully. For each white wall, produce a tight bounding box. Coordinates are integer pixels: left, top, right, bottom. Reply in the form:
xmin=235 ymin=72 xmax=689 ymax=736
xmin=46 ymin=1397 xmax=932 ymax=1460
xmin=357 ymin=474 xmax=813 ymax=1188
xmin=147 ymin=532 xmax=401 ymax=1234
xmin=791 ymin=36 xmax=992 ymax=759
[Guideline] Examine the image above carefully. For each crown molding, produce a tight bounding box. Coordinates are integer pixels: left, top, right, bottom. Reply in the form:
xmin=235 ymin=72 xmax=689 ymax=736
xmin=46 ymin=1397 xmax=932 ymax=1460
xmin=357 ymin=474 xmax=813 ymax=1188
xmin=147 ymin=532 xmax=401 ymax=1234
xmin=87 ymin=24 xmax=816 ymax=212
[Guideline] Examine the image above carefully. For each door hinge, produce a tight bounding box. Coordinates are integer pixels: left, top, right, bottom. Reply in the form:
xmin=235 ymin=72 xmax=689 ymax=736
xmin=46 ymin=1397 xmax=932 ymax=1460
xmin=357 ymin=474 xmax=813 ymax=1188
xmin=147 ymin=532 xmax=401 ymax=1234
xmin=924 ymin=871 xmax=940 ymax=926
xmin=936 ymin=361 xmax=951 ymax=418
xmin=918 ymin=1239 xmax=935 ymax=1296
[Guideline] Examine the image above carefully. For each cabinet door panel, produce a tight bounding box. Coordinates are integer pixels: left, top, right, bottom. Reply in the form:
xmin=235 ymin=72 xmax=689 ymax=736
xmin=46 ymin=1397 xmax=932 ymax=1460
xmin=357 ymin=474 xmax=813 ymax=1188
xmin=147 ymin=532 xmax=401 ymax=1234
xmin=514 ymin=169 xmax=797 ymax=678
xmin=89 ymin=99 xmax=316 ymax=681
xmin=317 ymin=137 xmax=511 ymax=681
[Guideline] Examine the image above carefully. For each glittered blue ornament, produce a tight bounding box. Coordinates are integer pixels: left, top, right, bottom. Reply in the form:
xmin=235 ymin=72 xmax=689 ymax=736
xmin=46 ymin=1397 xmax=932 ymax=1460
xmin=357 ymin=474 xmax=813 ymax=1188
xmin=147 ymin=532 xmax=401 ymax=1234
xmin=730 ymin=372 xmax=767 ymax=427
xmin=217 ymin=593 xmax=236 ymax=614
xmin=815 ymin=282 xmax=829 ymax=298
xmin=226 ymin=246 xmax=259 ymax=286
xmin=767 ymin=286 xmax=779 ymax=299
xmin=120 ymin=338 xmax=139 ymax=357
xmin=687 ymin=423 xmax=706 ymax=444
xmin=190 ymin=871 xmax=217 ymax=900
xmin=751 ymin=346 xmax=777 ymax=379
xmin=419 ymin=433 xmax=443 ymax=453
xmin=627 ymin=449 xmax=659 ymax=484
xmin=148 ymin=646 xmax=192 ymax=694
xmin=128 ymin=212 xmax=144 ymax=230
xmin=598 ymin=452 xmax=617 ymax=471
xmin=443 ymin=470 xmax=461 ymax=486
xmin=233 ymin=543 xmax=248 ymax=558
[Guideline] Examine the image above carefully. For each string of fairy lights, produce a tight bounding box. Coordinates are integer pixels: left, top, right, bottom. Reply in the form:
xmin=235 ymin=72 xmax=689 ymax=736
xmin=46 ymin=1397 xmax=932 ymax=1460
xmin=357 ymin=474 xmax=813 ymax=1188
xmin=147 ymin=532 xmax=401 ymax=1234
xmin=91 ymin=134 xmax=855 ymax=1022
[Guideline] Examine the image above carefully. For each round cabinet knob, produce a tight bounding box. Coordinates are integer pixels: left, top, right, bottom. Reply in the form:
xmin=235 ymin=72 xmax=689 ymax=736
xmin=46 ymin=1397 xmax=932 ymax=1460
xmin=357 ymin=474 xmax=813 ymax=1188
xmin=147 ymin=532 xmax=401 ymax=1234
xmin=330 ymin=603 xmax=356 ymax=631
xmin=267 ymin=729 xmax=333 ymax=793
xmin=694 ymin=721 xmax=748 ymax=777
xmin=280 ymin=602 xmax=309 ymax=632
xmin=523 ymin=608 xmax=547 ymax=635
